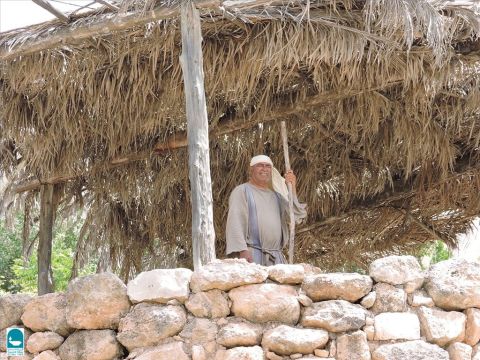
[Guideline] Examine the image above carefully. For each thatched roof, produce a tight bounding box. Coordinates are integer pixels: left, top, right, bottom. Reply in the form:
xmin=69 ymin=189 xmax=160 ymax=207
xmin=0 ymin=0 xmax=479 ymax=278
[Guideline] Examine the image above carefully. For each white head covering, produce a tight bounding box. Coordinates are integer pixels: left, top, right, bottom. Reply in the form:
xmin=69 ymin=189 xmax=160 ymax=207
xmin=250 ymin=155 xmax=273 ymax=167
xmin=250 ymin=155 xmax=289 ymax=201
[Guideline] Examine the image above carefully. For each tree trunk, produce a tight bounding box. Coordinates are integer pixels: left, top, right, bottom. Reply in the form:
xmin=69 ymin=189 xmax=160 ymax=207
xmin=180 ymin=0 xmax=216 ymax=269
xmin=38 ymin=184 xmax=55 ymax=295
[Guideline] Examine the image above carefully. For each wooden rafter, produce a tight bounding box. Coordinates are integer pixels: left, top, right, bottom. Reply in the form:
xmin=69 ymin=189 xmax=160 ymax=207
xmin=94 ymin=0 xmax=119 ymax=11
xmin=31 ymin=0 xmax=69 ymax=23
xmin=13 ymin=80 xmax=403 ymax=194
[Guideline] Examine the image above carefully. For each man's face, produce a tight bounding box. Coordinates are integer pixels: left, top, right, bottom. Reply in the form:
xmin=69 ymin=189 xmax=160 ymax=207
xmin=250 ymin=162 xmax=272 ymax=186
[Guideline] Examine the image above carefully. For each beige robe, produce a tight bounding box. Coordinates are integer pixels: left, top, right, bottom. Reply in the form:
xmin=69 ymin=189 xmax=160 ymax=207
xmin=225 ymin=182 xmax=307 ymax=265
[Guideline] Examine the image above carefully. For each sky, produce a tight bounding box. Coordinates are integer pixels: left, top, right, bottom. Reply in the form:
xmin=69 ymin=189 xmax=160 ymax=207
xmin=0 ymin=0 xmax=99 ymax=33
xmin=1 ymin=0 xmax=479 ymax=261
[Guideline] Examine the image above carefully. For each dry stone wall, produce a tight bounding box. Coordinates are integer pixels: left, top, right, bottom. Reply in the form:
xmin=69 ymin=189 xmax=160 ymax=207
xmin=1 ymin=256 xmax=480 ymax=360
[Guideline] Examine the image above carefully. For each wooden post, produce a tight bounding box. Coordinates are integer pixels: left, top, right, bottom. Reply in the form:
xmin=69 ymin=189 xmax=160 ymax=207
xmin=281 ymin=121 xmax=295 ymax=264
xmin=38 ymin=184 xmax=55 ymax=295
xmin=180 ymin=0 xmax=216 ymax=270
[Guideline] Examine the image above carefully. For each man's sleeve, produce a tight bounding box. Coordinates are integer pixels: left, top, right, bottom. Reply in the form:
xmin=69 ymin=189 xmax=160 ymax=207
xmin=292 ymin=194 xmax=307 ymax=224
xmin=225 ymin=185 xmax=249 ymax=255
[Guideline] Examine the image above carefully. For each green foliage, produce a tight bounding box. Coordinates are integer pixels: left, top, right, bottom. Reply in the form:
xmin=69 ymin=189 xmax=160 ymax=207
xmin=417 ymin=240 xmax=452 ymax=269
xmin=0 ymin=216 xmax=25 ymax=294
xmin=0 ymin=215 xmax=97 ymax=294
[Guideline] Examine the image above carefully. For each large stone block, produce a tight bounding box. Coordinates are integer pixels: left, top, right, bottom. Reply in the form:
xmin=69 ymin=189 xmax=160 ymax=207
xmin=216 ymin=346 xmax=264 ymax=360
xmin=0 ymin=294 xmax=32 ymax=329
xmin=407 ymin=290 xmax=435 ymax=307
xmin=127 ymin=268 xmax=192 ymax=304
xmin=417 ymin=306 xmax=466 ymax=346
xmin=374 ymin=312 xmax=420 ymax=341
xmin=267 ymin=264 xmax=305 ymax=284
xmin=190 ymin=259 xmax=267 ymax=293
xmin=26 ymin=332 xmax=64 ymax=354
xmin=32 ymin=351 xmax=60 ymax=360
xmin=336 ymin=330 xmax=370 ymax=360
xmin=179 ymin=318 xmax=218 ymax=345
xmin=229 ymin=283 xmax=300 ymax=324
xmin=372 ymin=340 xmax=449 ymax=360
xmin=370 ymin=283 xmax=406 ymax=313
xmin=447 ymin=342 xmax=473 ymax=360
xmin=465 ymin=307 xmax=480 ymax=346
xmin=425 ymin=259 xmax=480 ymax=310
xmin=185 ymin=290 xmax=230 ymax=318
xmin=127 ymin=342 xmax=190 ymax=360
xmin=262 ymin=325 xmax=328 ymax=355
xmin=117 ymin=303 xmax=186 ymax=351
xmin=302 ymin=273 xmax=372 ymax=302
xmin=473 ymin=344 xmax=480 ymax=360
xmin=369 ymin=255 xmax=424 ymax=291
xmin=66 ymin=272 xmax=131 ymax=330
xmin=58 ymin=329 xmax=123 ymax=360
xmin=300 ymin=300 xmax=366 ymax=332
xmin=216 ymin=319 xmax=263 ymax=348
xmin=21 ymin=293 xmax=71 ymax=336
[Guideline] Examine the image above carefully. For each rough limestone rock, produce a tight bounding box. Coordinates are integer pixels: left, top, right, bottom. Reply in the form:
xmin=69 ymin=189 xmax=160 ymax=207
xmin=117 ymin=303 xmax=186 ymax=350
xmin=473 ymin=345 xmax=480 ymax=360
xmin=32 ymin=351 xmax=60 ymax=360
xmin=407 ymin=290 xmax=435 ymax=307
xmin=447 ymin=342 xmax=472 ymax=360
xmin=216 ymin=319 xmax=263 ymax=348
xmin=300 ymin=300 xmax=366 ymax=332
xmin=185 ymin=290 xmax=230 ymax=318
xmin=217 ymin=346 xmax=264 ymax=360
xmin=369 ymin=255 xmax=424 ymax=292
xmin=21 ymin=293 xmax=71 ymax=336
xmin=127 ymin=342 xmax=190 ymax=360
xmin=229 ymin=283 xmax=300 ymax=324
xmin=374 ymin=312 xmax=420 ymax=341
xmin=465 ymin=307 xmax=480 ymax=346
xmin=66 ymin=272 xmax=130 ymax=330
xmin=190 ymin=259 xmax=268 ymax=293
xmin=0 ymin=327 xmax=33 ymax=352
xmin=127 ymin=268 xmax=192 ymax=304
xmin=417 ymin=306 xmax=466 ymax=346
xmin=336 ymin=330 xmax=370 ymax=360
xmin=267 ymin=264 xmax=305 ymax=284
xmin=370 ymin=283 xmax=406 ymax=313
xmin=360 ymin=292 xmax=376 ymax=309
xmin=0 ymin=294 xmax=32 ymax=329
xmin=26 ymin=332 xmax=64 ymax=354
xmin=372 ymin=340 xmax=449 ymax=360
xmin=58 ymin=329 xmax=123 ymax=360
xmin=262 ymin=325 xmax=328 ymax=355
xmin=179 ymin=317 xmax=218 ymax=345
xmin=302 ymin=273 xmax=372 ymax=302
xmin=425 ymin=259 xmax=480 ymax=310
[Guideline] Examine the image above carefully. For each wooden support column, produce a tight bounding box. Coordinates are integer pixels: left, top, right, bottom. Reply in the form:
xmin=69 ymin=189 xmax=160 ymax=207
xmin=180 ymin=0 xmax=216 ymax=269
xmin=38 ymin=184 xmax=55 ymax=295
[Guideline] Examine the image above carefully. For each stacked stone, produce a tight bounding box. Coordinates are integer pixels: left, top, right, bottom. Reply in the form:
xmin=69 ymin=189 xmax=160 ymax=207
xmin=0 ymin=256 xmax=479 ymax=360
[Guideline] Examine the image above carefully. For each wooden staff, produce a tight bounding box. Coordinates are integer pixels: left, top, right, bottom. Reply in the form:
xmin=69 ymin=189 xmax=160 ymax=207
xmin=280 ymin=121 xmax=295 ymax=264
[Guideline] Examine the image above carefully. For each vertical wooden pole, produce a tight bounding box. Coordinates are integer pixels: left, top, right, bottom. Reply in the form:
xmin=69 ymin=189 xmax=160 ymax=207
xmin=281 ymin=121 xmax=295 ymax=264
xmin=180 ymin=0 xmax=216 ymax=270
xmin=38 ymin=184 xmax=55 ymax=295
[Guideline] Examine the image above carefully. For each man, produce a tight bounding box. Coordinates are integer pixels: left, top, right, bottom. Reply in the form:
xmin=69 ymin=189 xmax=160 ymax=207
xmin=225 ymin=155 xmax=307 ymax=265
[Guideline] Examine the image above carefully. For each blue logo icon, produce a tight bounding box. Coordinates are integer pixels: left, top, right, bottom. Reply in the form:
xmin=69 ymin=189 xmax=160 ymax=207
xmin=6 ymin=327 xmax=24 ymax=356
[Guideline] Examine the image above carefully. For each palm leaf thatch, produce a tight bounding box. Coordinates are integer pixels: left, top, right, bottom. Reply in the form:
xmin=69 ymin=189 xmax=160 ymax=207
xmin=0 ymin=0 xmax=479 ymax=279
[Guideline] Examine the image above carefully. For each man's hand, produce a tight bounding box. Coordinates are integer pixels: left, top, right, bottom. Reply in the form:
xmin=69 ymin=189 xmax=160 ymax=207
xmin=239 ymin=249 xmax=253 ymax=263
xmin=284 ymin=170 xmax=297 ymax=195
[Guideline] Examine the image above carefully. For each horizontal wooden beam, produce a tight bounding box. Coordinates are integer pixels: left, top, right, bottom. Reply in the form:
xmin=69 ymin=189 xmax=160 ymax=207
xmin=0 ymin=0 xmax=288 ymax=61
xmin=13 ymin=80 xmax=402 ymax=194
